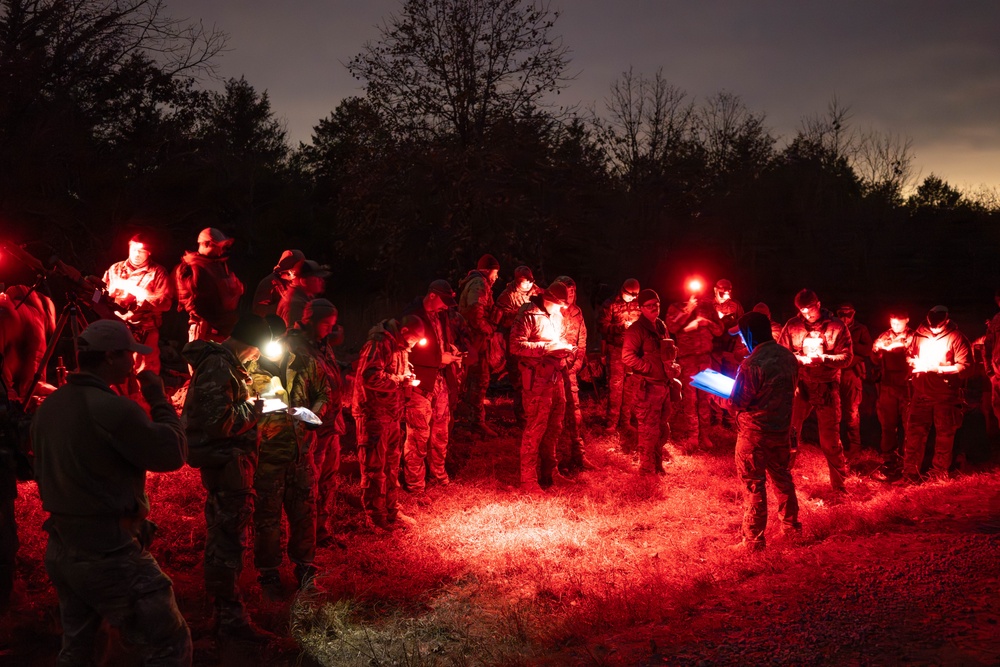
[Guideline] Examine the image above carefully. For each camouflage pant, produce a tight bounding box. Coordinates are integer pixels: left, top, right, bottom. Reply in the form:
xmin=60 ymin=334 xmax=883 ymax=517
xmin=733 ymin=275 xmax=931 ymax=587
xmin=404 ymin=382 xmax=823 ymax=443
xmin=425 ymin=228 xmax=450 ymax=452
xmin=877 ymin=384 xmax=910 ymax=463
xmin=792 ymin=380 xmax=848 ymax=491
xmin=634 ymin=381 xmax=670 ymax=473
xmin=735 ymin=430 xmax=799 ymax=546
xmin=463 ymin=342 xmax=491 ymax=424
xmin=253 ymin=453 xmax=316 ymax=572
xmin=133 ymin=327 xmax=161 ymax=374
xmin=670 ymin=354 xmax=713 ymax=450
xmin=606 ymin=345 xmax=638 ymax=426
xmin=44 ymin=528 xmax=191 ymax=666
xmin=404 ymin=374 xmax=451 ymax=493
xmin=520 ymin=373 xmax=566 ymax=485
xmin=313 ymin=428 xmax=341 ymax=543
xmin=839 ymin=369 xmax=863 ymax=454
xmin=506 ymin=339 xmax=525 ymax=424
xmin=558 ymin=372 xmax=586 ymax=467
xmin=199 ymin=448 xmax=256 ymax=622
xmin=357 ymin=414 xmax=403 ymax=522
xmin=903 ymin=397 xmax=962 ymax=476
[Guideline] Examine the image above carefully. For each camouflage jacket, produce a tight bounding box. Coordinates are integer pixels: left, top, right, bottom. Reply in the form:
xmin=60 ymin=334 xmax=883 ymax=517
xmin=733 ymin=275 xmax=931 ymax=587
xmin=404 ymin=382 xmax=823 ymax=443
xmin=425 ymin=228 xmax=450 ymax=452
xmin=598 ymin=295 xmax=641 ymax=348
xmin=622 ymin=315 xmax=676 ymax=384
xmin=173 ymin=251 xmax=244 ymax=336
xmin=984 ymin=311 xmax=1000 ymax=376
xmin=351 ymin=320 xmax=412 ymax=421
xmin=873 ymin=327 xmax=915 ymax=388
xmin=252 ymin=271 xmax=292 ymax=317
xmin=778 ymin=309 xmax=853 ymax=384
xmin=102 ymin=260 xmax=172 ymax=330
xmin=496 ymin=281 xmax=542 ymax=331
xmin=458 ymin=270 xmax=496 ymax=340
xmin=666 ymin=298 xmax=723 ymax=357
xmin=181 ymin=340 xmax=257 ymax=462
xmin=289 ymin=327 xmax=347 ymax=431
xmin=277 ymin=285 xmax=311 ymax=329
xmin=907 ymin=322 xmax=972 ymax=402
xmin=561 ymin=303 xmax=587 ymax=374
xmin=845 ymin=322 xmax=873 ymax=375
xmin=731 ymin=340 xmax=799 ymax=434
xmin=510 ymin=296 xmax=566 ymax=387
xmin=249 ymin=337 xmax=330 ymax=463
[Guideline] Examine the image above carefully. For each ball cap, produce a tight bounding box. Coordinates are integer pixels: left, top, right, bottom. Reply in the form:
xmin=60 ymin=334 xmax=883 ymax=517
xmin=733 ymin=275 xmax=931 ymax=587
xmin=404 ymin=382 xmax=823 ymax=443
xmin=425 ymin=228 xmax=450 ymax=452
xmin=622 ymin=278 xmax=640 ymax=295
xmin=197 ymin=227 xmax=234 ymax=246
xmin=230 ymin=313 xmax=272 ymax=349
xmin=544 ymin=281 xmax=569 ymax=306
xmin=275 ymin=249 xmax=305 ymax=272
xmin=293 ymin=259 xmax=331 ymax=279
xmin=716 ymin=279 xmax=733 ymax=291
xmin=78 ymin=319 xmax=152 ymax=354
xmin=428 ymin=279 xmax=458 ymax=307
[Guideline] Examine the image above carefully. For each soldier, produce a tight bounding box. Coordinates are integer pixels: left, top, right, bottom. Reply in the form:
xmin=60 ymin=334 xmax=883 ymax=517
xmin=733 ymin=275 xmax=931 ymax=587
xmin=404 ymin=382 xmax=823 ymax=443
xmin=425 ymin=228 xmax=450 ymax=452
xmin=622 ymin=289 xmax=680 ymax=475
xmin=871 ymin=309 xmax=915 ymax=481
xmin=510 ymin=282 xmax=575 ymax=492
xmin=292 ymin=299 xmax=347 ymax=548
xmin=174 ymin=227 xmax=245 ymax=342
xmin=403 ymin=281 xmax=466 ymax=497
xmin=102 ymin=233 xmax=172 ymax=374
xmin=252 ymin=249 xmax=305 ymax=317
xmin=752 ymin=302 xmax=784 ymax=341
xmin=728 ymin=312 xmax=801 ymax=550
xmin=835 ymin=302 xmax=873 ymax=460
xmin=598 ymin=278 xmax=642 ymax=434
xmin=496 ymin=266 xmax=542 ymax=426
xmin=249 ymin=317 xmax=330 ymax=598
xmin=458 ymin=254 xmax=501 ymax=436
xmin=898 ymin=306 xmax=972 ymax=483
xmin=778 ymin=289 xmax=853 ymax=492
xmin=31 ymin=320 xmax=190 ymax=663
xmin=667 ymin=280 xmax=723 ymax=451
xmin=182 ymin=313 xmax=274 ymax=643
xmin=710 ymin=279 xmax=745 ymax=375
xmin=352 ymin=315 xmax=425 ymax=529
xmin=552 ymin=276 xmax=595 ymax=473
xmin=277 ymin=259 xmax=330 ymax=329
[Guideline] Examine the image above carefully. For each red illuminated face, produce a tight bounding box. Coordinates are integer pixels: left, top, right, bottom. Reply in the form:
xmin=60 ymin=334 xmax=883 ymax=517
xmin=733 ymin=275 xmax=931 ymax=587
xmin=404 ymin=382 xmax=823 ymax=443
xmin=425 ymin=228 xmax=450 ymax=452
xmin=714 ymin=287 xmax=731 ymax=304
xmin=889 ymin=317 xmax=909 ymax=334
xmin=800 ymin=303 xmax=821 ymax=324
xmin=128 ymin=242 xmax=149 ymax=266
xmin=315 ymin=315 xmax=338 ymax=340
xmin=640 ymin=300 xmax=660 ymax=320
xmin=198 ymin=240 xmax=224 ymax=257
xmin=565 ymin=285 xmax=577 ymax=306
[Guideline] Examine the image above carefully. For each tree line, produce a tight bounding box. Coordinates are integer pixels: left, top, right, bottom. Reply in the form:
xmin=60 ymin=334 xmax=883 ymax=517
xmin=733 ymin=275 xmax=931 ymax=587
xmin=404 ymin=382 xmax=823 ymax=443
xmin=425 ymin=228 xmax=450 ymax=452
xmin=2 ymin=0 xmax=998 ymax=333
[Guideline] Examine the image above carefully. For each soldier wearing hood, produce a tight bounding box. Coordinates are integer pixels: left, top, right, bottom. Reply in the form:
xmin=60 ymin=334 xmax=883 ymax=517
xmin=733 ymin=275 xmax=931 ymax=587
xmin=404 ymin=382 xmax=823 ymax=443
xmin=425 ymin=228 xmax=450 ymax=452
xmin=496 ymin=266 xmax=542 ymax=426
xmin=458 ymin=254 xmax=501 ymax=436
xmin=352 ymin=315 xmax=425 ymax=529
xmin=174 ymin=227 xmax=245 ymax=342
xmin=729 ymin=311 xmax=801 ymax=550
xmin=898 ymin=306 xmax=971 ymax=483
xmin=778 ymin=289 xmax=853 ymax=492
xmin=181 ymin=313 xmax=274 ymax=644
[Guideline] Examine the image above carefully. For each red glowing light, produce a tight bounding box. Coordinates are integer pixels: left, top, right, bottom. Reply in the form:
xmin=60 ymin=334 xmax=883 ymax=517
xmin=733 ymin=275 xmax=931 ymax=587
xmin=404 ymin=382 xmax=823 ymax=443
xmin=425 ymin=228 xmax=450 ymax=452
xmin=686 ymin=278 xmax=704 ymax=294
xmin=418 ymin=337 xmax=428 ymax=347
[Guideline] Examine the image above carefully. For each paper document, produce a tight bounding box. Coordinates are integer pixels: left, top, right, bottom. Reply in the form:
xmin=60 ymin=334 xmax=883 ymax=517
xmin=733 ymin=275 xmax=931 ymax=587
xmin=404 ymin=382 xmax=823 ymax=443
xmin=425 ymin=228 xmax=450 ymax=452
xmin=261 ymin=398 xmax=288 ymax=414
xmin=289 ymin=407 xmax=322 ymax=426
xmin=690 ymin=369 xmax=736 ymax=399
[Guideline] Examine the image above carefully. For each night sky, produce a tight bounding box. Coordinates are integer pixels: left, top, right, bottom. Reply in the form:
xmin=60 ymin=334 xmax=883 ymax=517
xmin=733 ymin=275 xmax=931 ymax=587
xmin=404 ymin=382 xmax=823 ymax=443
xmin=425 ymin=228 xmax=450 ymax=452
xmin=166 ymin=1 xmax=1000 ymax=191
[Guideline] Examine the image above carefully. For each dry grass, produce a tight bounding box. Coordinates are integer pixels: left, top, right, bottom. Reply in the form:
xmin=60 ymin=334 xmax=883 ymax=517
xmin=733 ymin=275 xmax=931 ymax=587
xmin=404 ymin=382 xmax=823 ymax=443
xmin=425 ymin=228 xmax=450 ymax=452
xmin=11 ymin=394 xmax=1000 ymax=666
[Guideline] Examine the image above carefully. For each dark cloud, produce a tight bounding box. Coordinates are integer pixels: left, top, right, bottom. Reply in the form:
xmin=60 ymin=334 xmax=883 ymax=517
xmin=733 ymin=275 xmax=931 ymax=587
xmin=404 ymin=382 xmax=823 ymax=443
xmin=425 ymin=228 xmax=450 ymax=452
xmin=166 ymin=0 xmax=1000 ymax=186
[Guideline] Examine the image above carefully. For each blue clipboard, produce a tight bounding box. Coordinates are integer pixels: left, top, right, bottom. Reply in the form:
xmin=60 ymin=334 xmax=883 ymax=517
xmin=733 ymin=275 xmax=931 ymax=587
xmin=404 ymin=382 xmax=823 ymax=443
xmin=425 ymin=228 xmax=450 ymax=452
xmin=690 ymin=369 xmax=736 ymax=399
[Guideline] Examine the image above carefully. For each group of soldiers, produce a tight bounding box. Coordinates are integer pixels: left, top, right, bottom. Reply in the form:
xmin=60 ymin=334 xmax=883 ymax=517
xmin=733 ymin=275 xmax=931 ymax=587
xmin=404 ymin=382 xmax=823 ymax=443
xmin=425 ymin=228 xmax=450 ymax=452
xmin=17 ymin=227 xmax=994 ymax=663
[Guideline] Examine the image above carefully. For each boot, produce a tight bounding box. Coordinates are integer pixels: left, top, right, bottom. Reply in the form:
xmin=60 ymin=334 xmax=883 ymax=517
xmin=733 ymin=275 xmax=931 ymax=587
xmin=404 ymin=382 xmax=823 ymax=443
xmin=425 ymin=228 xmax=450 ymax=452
xmin=258 ymin=569 xmax=285 ymax=601
xmin=294 ymin=564 xmax=319 ymax=590
xmin=549 ymin=470 xmax=576 ymax=487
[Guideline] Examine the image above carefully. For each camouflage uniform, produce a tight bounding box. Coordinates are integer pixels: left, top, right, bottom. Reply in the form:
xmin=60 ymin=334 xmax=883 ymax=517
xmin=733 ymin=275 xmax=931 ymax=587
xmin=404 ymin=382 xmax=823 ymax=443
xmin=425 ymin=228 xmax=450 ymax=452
xmin=598 ymin=295 xmax=641 ymax=428
xmin=903 ymin=322 xmax=972 ymax=477
xmin=181 ymin=340 xmax=260 ymax=630
xmin=729 ymin=324 xmax=801 ymax=548
xmin=666 ymin=298 xmax=723 ymax=451
xmin=252 ymin=271 xmax=293 ymax=317
xmin=510 ymin=297 xmax=567 ymax=487
xmin=983 ymin=311 xmax=1000 ymax=426
xmin=872 ymin=326 xmax=915 ymax=465
xmin=174 ymin=251 xmax=244 ymax=342
xmin=458 ymin=270 xmax=497 ymax=426
xmin=710 ymin=298 xmax=745 ymax=425
xmin=352 ymin=321 xmax=412 ymax=526
xmin=778 ymin=309 xmax=853 ymax=491
xmin=840 ymin=320 xmax=873 ymax=456
xmin=102 ymin=259 xmax=172 ymax=373
xmin=277 ymin=285 xmax=311 ymax=330
xmin=496 ymin=281 xmax=542 ymax=425
xmin=249 ymin=330 xmax=329 ymax=581
xmin=32 ymin=372 xmax=190 ymax=664
xmin=403 ymin=299 xmax=465 ymax=493
xmin=559 ymin=300 xmax=588 ymax=468
xmin=622 ymin=315 xmax=677 ymax=473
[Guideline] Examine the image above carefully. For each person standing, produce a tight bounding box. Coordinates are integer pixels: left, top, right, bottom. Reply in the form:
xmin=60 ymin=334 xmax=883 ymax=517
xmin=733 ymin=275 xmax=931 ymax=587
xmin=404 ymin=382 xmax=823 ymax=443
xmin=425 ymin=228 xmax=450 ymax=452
xmin=458 ymin=254 xmax=501 ymax=436
xmin=102 ymin=233 xmax=172 ymax=373
xmin=510 ymin=282 xmax=575 ymax=492
xmin=496 ymin=266 xmax=542 ymax=426
xmin=552 ymin=276 xmax=595 ymax=473
xmin=598 ymin=278 xmax=642 ymax=434
xmin=252 ymin=249 xmax=305 ymax=317
xmin=32 ymin=320 xmax=191 ymax=664
xmin=871 ymin=309 xmax=915 ymax=481
xmin=729 ymin=312 xmax=801 ymax=550
xmin=835 ymin=302 xmax=873 ymax=460
xmin=181 ymin=313 xmax=274 ymax=643
xmin=174 ymin=227 xmax=245 ymax=342
xmin=778 ymin=289 xmax=853 ymax=492
xmin=898 ymin=306 xmax=972 ymax=483
xmin=982 ymin=290 xmax=1000 ymax=426
xmin=622 ymin=289 xmax=679 ymax=475
xmin=352 ymin=316 xmax=425 ymax=529
xmin=277 ymin=259 xmax=330 ymax=329
xmin=403 ymin=281 xmax=466 ymax=498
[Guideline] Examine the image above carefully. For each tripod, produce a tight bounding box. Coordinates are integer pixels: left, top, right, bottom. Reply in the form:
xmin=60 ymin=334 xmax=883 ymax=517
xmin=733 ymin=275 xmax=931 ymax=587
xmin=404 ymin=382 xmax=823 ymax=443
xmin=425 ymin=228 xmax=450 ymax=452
xmin=24 ymin=293 xmax=91 ymax=404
